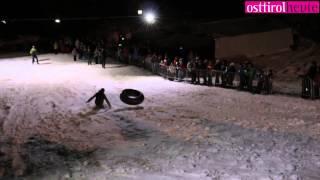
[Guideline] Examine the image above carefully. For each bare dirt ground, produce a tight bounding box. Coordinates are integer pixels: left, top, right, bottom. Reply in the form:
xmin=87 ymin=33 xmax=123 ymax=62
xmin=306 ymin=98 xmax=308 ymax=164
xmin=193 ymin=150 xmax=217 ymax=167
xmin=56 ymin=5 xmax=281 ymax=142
xmin=253 ymin=40 xmax=320 ymax=95
xmin=0 ymin=54 xmax=320 ymax=180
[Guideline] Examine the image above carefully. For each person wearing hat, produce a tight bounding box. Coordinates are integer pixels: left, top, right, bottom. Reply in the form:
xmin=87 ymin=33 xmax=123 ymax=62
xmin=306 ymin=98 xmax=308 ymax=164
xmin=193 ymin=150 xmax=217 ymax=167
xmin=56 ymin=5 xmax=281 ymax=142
xmin=30 ymin=45 xmax=39 ymax=64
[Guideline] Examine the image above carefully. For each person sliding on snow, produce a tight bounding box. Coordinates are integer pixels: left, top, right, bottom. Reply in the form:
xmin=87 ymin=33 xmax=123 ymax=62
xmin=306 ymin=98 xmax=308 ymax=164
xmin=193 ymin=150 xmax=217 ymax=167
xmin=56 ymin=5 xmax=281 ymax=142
xmin=86 ymin=88 xmax=112 ymax=109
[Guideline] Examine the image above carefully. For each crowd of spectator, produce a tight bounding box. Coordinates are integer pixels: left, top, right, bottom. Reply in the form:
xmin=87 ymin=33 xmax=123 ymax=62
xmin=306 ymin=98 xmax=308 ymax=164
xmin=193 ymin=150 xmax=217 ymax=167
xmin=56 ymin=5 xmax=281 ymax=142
xmin=143 ymin=53 xmax=274 ymax=95
xmin=68 ymin=38 xmax=115 ymax=68
xmin=52 ymin=37 xmax=320 ymax=98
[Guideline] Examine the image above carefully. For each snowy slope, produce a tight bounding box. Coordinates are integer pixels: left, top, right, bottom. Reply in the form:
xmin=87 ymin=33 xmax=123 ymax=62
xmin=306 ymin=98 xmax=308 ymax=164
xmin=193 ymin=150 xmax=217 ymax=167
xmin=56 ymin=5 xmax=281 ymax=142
xmin=0 ymin=54 xmax=320 ymax=179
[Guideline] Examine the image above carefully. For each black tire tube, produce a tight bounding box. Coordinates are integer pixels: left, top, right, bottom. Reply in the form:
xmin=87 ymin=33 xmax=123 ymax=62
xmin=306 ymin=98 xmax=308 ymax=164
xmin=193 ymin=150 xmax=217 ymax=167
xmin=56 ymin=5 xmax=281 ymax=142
xmin=120 ymin=89 xmax=144 ymax=105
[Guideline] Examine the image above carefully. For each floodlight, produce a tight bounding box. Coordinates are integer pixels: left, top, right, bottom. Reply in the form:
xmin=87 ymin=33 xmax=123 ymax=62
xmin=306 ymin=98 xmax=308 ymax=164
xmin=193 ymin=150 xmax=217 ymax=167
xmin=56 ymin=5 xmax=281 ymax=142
xmin=144 ymin=12 xmax=156 ymax=24
xmin=54 ymin=19 xmax=61 ymax=23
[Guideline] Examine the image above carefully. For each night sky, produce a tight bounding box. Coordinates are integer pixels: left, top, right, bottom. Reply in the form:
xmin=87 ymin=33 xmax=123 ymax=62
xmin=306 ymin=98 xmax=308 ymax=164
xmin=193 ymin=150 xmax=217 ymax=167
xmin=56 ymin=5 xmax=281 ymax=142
xmin=1 ymin=0 xmax=245 ymax=20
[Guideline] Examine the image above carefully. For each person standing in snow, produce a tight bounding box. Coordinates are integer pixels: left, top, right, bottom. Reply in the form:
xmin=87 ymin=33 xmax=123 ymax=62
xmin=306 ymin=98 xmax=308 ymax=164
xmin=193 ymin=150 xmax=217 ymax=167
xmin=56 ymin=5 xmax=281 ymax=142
xmin=207 ymin=60 xmax=214 ymax=86
xmin=87 ymin=88 xmax=112 ymax=109
xmin=100 ymin=48 xmax=106 ymax=68
xmin=75 ymin=39 xmax=80 ymax=50
xmin=201 ymin=59 xmax=208 ymax=85
xmin=256 ymin=69 xmax=265 ymax=94
xmin=221 ymin=60 xmax=229 ymax=87
xmin=30 ymin=45 xmax=39 ymax=64
xmin=265 ymin=69 xmax=273 ymax=94
xmin=314 ymin=66 xmax=320 ymax=98
xmin=238 ymin=63 xmax=247 ymax=90
xmin=195 ymin=57 xmax=201 ymax=84
xmin=226 ymin=62 xmax=236 ymax=87
xmin=177 ymin=58 xmax=185 ymax=81
xmin=53 ymin=41 xmax=59 ymax=54
xmin=86 ymin=47 xmax=93 ymax=65
xmin=188 ymin=60 xmax=196 ymax=84
xmin=214 ymin=59 xmax=222 ymax=86
xmin=94 ymin=47 xmax=99 ymax=65
xmin=302 ymin=61 xmax=317 ymax=98
xmin=187 ymin=60 xmax=192 ymax=82
xmin=72 ymin=47 xmax=77 ymax=61
xmin=246 ymin=63 xmax=256 ymax=92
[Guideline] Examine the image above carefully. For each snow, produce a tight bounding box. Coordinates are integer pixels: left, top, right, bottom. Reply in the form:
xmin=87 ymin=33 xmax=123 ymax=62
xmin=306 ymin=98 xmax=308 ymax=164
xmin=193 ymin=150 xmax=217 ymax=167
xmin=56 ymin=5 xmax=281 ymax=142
xmin=0 ymin=54 xmax=320 ymax=179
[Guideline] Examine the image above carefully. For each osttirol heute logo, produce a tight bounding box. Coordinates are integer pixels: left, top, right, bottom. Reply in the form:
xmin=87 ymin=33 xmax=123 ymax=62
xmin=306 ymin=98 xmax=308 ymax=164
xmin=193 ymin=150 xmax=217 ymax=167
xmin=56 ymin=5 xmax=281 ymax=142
xmin=245 ymin=1 xmax=319 ymax=14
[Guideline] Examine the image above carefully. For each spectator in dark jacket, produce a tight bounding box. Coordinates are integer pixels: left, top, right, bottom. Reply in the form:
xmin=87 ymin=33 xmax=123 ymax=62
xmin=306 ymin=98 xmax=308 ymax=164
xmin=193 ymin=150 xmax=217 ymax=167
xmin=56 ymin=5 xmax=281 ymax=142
xmin=238 ymin=63 xmax=247 ymax=90
xmin=221 ymin=60 xmax=228 ymax=87
xmin=246 ymin=63 xmax=256 ymax=92
xmin=201 ymin=59 xmax=208 ymax=85
xmin=214 ymin=59 xmax=222 ymax=86
xmin=195 ymin=57 xmax=201 ymax=84
xmin=72 ymin=48 xmax=77 ymax=61
xmin=302 ymin=61 xmax=318 ymax=98
xmin=207 ymin=61 xmax=214 ymax=86
xmin=264 ymin=69 xmax=273 ymax=94
xmin=314 ymin=66 xmax=320 ymax=97
xmin=227 ymin=62 xmax=236 ymax=86
xmin=188 ymin=60 xmax=196 ymax=84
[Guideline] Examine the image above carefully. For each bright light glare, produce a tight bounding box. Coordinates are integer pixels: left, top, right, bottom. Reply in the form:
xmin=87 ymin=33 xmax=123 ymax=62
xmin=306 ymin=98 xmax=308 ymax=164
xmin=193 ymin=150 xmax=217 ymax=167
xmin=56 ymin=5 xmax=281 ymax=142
xmin=144 ymin=13 xmax=156 ymax=24
xmin=138 ymin=10 xmax=143 ymax=15
xmin=1 ymin=20 xmax=6 ymax=24
xmin=54 ymin=19 xmax=61 ymax=23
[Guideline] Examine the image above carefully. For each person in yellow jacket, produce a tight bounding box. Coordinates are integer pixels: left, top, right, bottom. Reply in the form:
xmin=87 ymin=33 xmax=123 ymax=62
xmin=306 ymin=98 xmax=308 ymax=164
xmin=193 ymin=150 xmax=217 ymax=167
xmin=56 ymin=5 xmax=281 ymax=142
xmin=30 ymin=45 xmax=39 ymax=64
xmin=53 ymin=41 xmax=59 ymax=54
